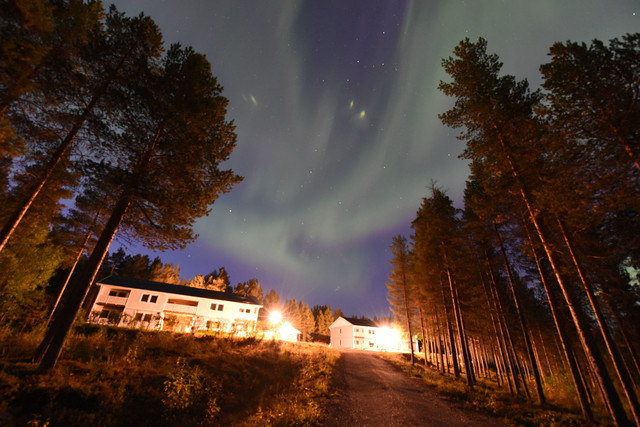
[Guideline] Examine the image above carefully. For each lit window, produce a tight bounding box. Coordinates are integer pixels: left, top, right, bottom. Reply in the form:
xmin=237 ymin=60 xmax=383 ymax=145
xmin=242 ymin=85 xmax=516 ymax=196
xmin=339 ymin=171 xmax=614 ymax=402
xmin=210 ymin=303 xmax=217 ymax=310
xmin=141 ymin=294 xmax=149 ymax=302
xmin=218 ymin=304 xmax=224 ymax=311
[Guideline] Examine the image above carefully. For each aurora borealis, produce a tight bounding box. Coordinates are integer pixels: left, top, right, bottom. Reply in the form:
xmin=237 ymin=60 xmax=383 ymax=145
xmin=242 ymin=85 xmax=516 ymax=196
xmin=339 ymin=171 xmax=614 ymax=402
xmin=109 ymin=0 xmax=638 ymax=316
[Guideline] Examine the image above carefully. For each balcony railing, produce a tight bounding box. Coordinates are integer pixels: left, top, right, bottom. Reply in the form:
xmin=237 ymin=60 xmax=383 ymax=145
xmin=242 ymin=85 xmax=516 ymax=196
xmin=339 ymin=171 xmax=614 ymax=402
xmin=98 ymin=296 xmax=129 ymax=306
xmin=164 ymin=302 xmax=198 ymax=314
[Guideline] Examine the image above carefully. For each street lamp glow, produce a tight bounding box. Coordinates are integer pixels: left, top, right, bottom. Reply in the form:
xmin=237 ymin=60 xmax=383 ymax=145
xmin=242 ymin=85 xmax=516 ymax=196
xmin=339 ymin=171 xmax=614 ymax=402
xmin=269 ymin=310 xmax=282 ymax=324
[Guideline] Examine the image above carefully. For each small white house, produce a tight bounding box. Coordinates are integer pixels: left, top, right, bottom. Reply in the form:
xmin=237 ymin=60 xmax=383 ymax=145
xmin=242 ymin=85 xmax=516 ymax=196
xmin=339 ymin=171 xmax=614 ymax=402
xmin=88 ymin=275 xmax=262 ymax=335
xmin=329 ymin=316 xmax=411 ymax=352
xmin=264 ymin=322 xmax=301 ymax=342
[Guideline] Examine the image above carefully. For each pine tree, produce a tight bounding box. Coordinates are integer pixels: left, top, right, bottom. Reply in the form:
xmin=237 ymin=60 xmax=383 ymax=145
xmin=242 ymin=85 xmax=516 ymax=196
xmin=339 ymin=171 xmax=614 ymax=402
xmin=37 ymin=41 xmax=242 ymax=372
xmin=386 ymin=235 xmax=416 ymax=365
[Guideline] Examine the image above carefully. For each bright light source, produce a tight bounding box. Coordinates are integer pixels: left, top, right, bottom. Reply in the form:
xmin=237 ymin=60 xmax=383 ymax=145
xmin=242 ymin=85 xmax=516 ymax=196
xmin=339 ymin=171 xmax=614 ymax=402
xmin=377 ymin=326 xmax=401 ymax=352
xmin=269 ymin=310 xmax=282 ymax=324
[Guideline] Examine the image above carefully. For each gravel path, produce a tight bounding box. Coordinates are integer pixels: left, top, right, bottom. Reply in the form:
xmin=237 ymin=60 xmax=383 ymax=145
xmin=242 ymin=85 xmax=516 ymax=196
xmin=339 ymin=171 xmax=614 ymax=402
xmin=322 ymin=350 xmax=507 ymax=426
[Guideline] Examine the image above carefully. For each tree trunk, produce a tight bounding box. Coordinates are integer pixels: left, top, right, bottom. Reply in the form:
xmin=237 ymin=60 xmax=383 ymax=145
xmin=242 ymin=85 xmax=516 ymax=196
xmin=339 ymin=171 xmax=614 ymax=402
xmin=443 ymin=246 xmax=473 ymax=386
xmin=48 ymin=214 xmax=98 ymax=323
xmin=440 ymin=274 xmax=459 ymax=377
xmin=494 ymin=222 xmax=545 ymax=403
xmin=493 ymin=127 xmax=629 ymax=425
xmin=556 ymin=217 xmax=640 ymax=425
xmin=487 ymin=256 xmax=522 ymax=395
xmin=37 ymin=188 xmax=133 ymax=371
xmin=0 ymin=96 xmax=98 ymax=253
xmin=419 ymin=305 xmax=429 ymax=367
xmin=36 ymin=123 xmax=163 ymax=372
xmin=480 ymin=271 xmax=513 ymax=392
xmin=522 ymin=213 xmax=594 ymax=421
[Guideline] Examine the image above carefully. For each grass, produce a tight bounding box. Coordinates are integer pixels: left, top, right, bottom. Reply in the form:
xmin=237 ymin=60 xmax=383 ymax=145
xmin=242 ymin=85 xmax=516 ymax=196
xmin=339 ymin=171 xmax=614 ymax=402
xmin=380 ymin=352 xmax=612 ymax=426
xmin=0 ymin=325 xmax=339 ymax=426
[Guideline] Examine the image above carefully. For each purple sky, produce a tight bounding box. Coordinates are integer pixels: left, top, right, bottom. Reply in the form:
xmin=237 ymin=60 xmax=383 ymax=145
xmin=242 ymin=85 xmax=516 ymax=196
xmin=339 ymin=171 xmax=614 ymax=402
xmin=108 ymin=0 xmax=638 ymax=317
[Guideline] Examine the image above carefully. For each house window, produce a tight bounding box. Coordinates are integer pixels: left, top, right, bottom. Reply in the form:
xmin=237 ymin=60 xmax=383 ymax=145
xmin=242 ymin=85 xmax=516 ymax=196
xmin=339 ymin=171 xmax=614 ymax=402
xmin=217 ymin=304 xmax=224 ymax=311
xmin=141 ymin=294 xmax=158 ymax=303
xmin=143 ymin=313 xmax=152 ymax=322
xmin=108 ymin=290 xmax=128 ymax=297
xmin=134 ymin=313 xmax=143 ymax=321
xmin=99 ymin=309 xmax=109 ymax=318
xmin=210 ymin=303 xmax=217 ymax=310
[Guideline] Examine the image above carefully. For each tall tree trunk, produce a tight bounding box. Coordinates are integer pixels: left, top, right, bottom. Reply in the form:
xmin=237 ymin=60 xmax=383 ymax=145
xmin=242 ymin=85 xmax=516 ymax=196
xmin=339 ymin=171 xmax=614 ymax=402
xmin=556 ymin=217 xmax=640 ymax=425
xmin=37 ymin=188 xmax=133 ymax=372
xmin=0 ymin=96 xmax=98 ymax=253
xmin=37 ymin=124 xmax=163 ymax=372
xmin=494 ymin=223 xmax=545 ymax=403
xmin=443 ymin=246 xmax=473 ymax=386
xmin=401 ymin=265 xmax=415 ymax=365
xmin=456 ymin=286 xmax=476 ymax=384
xmin=48 ymin=213 xmax=99 ymax=323
xmin=522 ymin=214 xmax=593 ymax=421
xmin=440 ymin=274 xmax=459 ymax=377
xmin=480 ymin=271 xmax=513 ymax=392
xmin=487 ymin=256 xmax=522 ymax=395
xmin=606 ymin=297 xmax=640 ymax=381
xmin=494 ymin=129 xmax=629 ymax=425
xmin=419 ymin=305 xmax=429 ymax=367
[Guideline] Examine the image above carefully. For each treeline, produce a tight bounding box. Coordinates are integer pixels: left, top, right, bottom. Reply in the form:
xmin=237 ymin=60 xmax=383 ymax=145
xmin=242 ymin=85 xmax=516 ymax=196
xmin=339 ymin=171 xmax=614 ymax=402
xmin=97 ymin=248 xmax=346 ymax=342
xmin=0 ymin=1 xmax=242 ymax=371
xmin=387 ymin=35 xmax=640 ymax=425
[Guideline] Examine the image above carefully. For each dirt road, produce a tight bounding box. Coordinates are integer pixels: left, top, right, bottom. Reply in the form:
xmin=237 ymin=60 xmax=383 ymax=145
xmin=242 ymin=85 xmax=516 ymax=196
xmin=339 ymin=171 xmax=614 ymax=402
xmin=322 ymin=350 xmax=506 ymax=426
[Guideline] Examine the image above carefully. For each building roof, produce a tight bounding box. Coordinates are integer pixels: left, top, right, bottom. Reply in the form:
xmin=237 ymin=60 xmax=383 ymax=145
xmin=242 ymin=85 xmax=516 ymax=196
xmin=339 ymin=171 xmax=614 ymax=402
xmin=343 ymin=316 xmax=378 ymax=327
xmin=97 ymin=275 xmax=262 ymax=306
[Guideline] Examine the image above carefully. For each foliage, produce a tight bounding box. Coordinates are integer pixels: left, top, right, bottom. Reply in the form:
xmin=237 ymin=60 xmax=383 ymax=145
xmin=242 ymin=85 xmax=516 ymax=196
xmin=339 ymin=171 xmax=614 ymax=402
xmin=0 ymin=325 xmax=339 ymax=426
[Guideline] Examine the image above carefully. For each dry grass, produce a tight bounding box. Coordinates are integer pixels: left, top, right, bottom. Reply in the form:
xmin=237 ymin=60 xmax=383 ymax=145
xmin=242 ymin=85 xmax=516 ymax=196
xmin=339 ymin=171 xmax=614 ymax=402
xmin=0 ymin=325 xmax=339 ymax=426
xmin=380 ymin=352 xmax=608 ymax=426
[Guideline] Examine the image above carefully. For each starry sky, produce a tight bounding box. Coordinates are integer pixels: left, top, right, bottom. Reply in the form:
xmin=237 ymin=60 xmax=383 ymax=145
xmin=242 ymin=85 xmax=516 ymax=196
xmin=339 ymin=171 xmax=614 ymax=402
xmin=109 ymin=0 xmax=638 ymax=317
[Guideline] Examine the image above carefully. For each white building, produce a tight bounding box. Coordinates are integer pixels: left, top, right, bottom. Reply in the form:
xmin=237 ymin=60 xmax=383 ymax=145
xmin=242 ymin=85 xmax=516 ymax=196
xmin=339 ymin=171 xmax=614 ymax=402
xmin=329 ymin=316 xmax=411 ymax=352
xmin=88 ymin=276 xmax=262 ymax=335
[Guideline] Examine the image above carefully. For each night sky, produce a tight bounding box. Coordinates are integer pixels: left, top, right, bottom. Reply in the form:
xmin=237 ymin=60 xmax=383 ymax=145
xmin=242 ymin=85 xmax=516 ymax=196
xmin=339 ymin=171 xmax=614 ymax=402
xmin=109 ymin=0 xmax=638 ymax=317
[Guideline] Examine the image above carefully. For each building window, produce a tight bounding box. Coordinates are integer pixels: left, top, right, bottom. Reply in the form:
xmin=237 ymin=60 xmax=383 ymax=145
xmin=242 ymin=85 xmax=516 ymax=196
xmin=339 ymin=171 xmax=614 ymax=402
xmin=143 ymin=313 xmax=152 ymax=322
xmin=210 ymin=303 xmax=217 ymax=310
xmin=134 ymin=313 xmax=143 ymax=321
xmin=99 ymin=310 xmax=109 ymax=318
xmin=108 ymin=290 xmax=128 ymax=297
xmin=141 ymin=294 xmax=158 ymax=303
xmin=217 ymin=304 xmax=224 ymax=311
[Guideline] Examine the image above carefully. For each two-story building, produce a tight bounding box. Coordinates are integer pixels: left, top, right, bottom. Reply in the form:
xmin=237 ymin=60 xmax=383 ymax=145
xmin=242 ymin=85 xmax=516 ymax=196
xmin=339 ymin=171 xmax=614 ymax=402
xmin=88 ymin=275 xmax=262 ymax=335
xmin=329 ymin=316 xmax=413 ymax=352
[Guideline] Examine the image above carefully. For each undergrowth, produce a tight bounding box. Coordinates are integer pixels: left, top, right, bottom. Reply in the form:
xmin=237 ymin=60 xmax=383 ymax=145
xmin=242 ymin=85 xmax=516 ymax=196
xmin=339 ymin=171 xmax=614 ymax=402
xmin=380 ymin=352 xmax=611 ymax=426
xmin=0 ymin=325 xmax=339 ymax=426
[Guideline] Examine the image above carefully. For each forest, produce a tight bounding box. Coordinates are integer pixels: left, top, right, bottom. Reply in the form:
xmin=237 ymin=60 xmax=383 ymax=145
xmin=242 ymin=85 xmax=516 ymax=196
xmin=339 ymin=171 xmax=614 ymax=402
xmin=0 ymin=0 xmax=247 ymax=371
xmin=0 ymin=1 xmax=354 ymax=375
xmin=386 ymin=35 xmax=640 ymax=425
